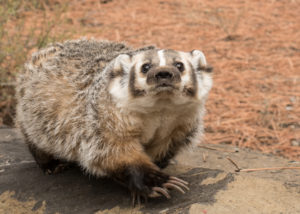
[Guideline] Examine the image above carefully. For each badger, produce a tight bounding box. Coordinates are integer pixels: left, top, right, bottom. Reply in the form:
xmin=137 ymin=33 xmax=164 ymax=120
xmin=16 ymin=39 xmax=213 ymax=203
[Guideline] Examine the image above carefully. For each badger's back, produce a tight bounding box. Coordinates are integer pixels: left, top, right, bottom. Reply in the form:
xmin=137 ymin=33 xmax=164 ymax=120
xmin=16 ymin=40 xmax=131 ymax=158
xmin=19 ymin=39 xmax=131 ymax=87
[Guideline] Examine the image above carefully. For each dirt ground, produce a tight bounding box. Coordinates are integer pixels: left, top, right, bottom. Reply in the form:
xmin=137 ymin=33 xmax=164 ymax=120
xmin=1 ymin=0 xmax=299 ymax=160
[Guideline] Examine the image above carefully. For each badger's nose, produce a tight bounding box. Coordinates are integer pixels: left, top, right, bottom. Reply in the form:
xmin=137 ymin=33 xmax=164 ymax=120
xmin=146 ymin=66 xmax=181 ymax=85
xmin=155 ymin=71 xmax=173 ymax=80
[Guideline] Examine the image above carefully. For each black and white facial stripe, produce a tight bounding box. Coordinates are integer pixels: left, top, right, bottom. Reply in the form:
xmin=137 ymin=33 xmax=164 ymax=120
xmin=107 ymin=48 xmax=213 ymax=108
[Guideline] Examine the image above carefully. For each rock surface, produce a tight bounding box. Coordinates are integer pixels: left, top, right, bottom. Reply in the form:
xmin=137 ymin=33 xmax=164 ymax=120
xmin=0 ymin=127 xmax=299 ymax=214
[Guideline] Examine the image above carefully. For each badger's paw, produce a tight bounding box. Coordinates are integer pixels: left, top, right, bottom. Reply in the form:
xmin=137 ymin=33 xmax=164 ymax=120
xmin=114 ymin=165 xmax=189 ymax=206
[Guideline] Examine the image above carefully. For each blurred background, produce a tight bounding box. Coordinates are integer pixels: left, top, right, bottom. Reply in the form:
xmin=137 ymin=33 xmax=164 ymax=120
xmin=0 ymin=0 xmax=299 ymax=160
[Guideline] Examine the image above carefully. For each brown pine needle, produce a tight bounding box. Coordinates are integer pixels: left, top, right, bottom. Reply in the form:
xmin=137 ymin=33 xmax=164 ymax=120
xmin=239 ymin=167 xmax=300 ymax=172
xmin=226 ymin=157 xmax=241 ymax=172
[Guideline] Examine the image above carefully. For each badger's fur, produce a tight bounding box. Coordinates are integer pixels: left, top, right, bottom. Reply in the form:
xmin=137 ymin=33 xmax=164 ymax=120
xmin=16 ymin=39 xmax=213 ymax=201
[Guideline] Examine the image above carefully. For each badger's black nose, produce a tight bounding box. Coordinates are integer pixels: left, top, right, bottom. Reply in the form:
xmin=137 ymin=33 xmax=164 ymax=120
xmin=146 ymin=66 xmax=181 ymax=85
xmin=155 ymin=71 xmax=173 ymax=80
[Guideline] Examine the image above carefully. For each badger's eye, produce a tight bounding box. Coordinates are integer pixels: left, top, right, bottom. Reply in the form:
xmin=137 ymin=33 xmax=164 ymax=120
xmin=141 ymin=63 xmax=151 ymax=74
xmin=174 ymin=62 xmax=184 ymax=72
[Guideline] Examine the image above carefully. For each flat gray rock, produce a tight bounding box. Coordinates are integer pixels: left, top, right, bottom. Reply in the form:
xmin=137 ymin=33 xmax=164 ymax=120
xmin=0 ymin=128 xmax=299 ymax=214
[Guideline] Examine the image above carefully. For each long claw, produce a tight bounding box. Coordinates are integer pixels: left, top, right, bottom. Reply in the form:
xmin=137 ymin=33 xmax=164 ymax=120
xmin=168 ymin=180 xmax=190 ymax=191
xmin=170 ymin=176 xmax=189 ymax=185
xmin=163 ymin=183 xmax=185 ymax=194
xmin=152 ymin=187 xmax=171 ymax=199
xmin=148 ymin=191 xmax=161 ymax=198
xmin=131 ymin=191 xmax=136 ymax=207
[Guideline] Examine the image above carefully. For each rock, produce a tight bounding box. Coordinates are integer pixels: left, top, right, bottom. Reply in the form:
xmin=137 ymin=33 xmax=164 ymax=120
xmin=0 ymin=128 xmax=299 ymax=214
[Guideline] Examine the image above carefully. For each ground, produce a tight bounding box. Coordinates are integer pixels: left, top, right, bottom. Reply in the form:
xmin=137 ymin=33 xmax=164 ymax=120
xmin=0 ymin=128 xmax=299 ymax=213
xmin=0 ymin=0 xmax=299 ymax=161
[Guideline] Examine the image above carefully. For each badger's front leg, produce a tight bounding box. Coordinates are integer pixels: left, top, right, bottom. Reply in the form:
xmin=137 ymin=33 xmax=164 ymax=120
xmin=82 ymin=140 xmax=188 ymax=205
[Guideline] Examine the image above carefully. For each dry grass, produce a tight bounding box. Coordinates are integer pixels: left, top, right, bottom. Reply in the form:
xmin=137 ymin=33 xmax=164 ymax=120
xmin=0 ymin=0 xmax=299 ymax=160
xmin=0 ymin=0 xmax=70 ymax=125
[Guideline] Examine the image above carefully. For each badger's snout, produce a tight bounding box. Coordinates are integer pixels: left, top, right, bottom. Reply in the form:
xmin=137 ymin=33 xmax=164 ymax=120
xmin=146 ymin=66 xmax=181 ymax=86
xmin=155 ymin=71 xmax=173 ymax=80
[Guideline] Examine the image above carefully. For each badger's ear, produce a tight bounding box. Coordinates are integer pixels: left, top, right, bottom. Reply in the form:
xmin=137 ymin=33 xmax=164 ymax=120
xmin=113 ymin=54 xmax=131 ymax=72
xmin=106 ymin=54 xmax=132 ymax=79
xmin=191 ymin=50 xmax=213 ymax=73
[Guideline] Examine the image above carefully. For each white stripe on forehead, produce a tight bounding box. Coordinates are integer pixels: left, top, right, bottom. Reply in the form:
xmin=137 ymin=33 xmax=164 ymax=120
xmin=158 ymin=50 xmax=166 ymax=66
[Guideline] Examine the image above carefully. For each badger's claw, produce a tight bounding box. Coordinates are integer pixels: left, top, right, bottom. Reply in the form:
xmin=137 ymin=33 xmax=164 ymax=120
xmin=148 ymin=190 xmax=161 ymax=198
xmin=44 ymin=162 xmax=72 ymax=175
xmin=163 ymin=183 xmax=185 ymax=194
xmin=167 ymin=179 xmax=189 ymax=191
xmin=170 ymin=176 xmax=189 ymax=185
xmin=131 ymin=191 xmax=147 ymax=207
xmin=117 ymin=165 xmax=189 ymax=205
xmin=148 ymin=176 xmax=189 ymax=198
xmin=152 ymin=187 xmax=171 ymax=199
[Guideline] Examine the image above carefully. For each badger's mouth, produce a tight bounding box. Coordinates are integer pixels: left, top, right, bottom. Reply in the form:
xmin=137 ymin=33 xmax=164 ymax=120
xmin=156 ymin=83 xmax=175 ymax=88
xmin=151 ymin=83 xmax=179 ymax=96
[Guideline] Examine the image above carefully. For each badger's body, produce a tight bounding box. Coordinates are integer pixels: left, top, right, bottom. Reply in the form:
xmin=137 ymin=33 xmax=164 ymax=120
xmin=16 ymin=39 xmax=212 ymax=200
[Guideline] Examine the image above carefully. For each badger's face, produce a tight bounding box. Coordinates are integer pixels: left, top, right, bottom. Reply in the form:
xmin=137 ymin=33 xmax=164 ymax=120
xmin=106 ymin=49 xmax=213 ymax=111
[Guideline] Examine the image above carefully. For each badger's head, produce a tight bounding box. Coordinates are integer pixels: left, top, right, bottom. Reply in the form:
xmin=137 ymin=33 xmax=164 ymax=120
xmin=106 ymin=48 xmax=213 ymax=112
